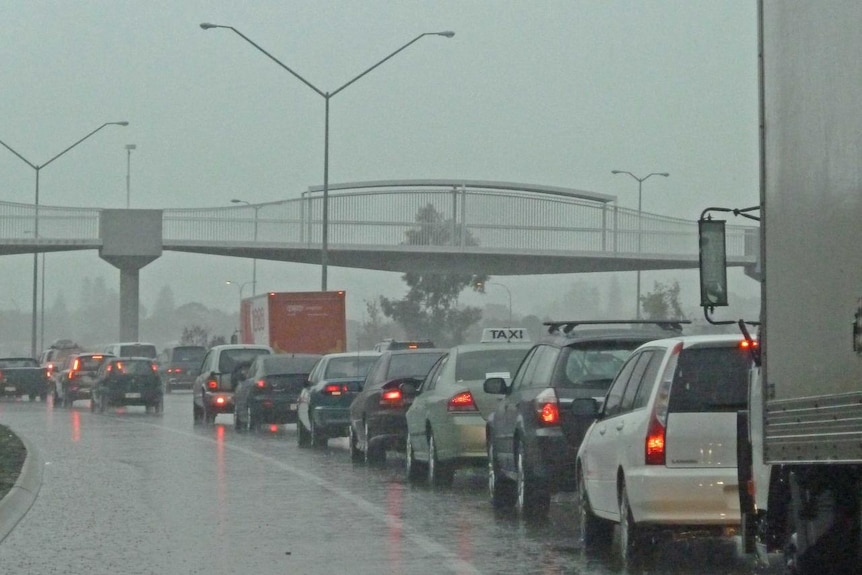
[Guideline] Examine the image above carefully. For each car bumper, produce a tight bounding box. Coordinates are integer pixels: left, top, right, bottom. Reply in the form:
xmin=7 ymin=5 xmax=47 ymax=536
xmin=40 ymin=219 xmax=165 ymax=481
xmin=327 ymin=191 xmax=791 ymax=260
xmin=625 ymin=466 xmax=741 ymax=526
xmin=433 ymin=413 xmax=488 ymax=464
xmin=527 ymin=428 xmax=579 ymax=492
xmin=102 ymin=389 xmax=162 ymax=406
xmin=203 ymin=392 xmax=234 ymax=414
xmin=312 ymin=406 xmax=351 ymax=435
xmin=251 ymin=396 xmax=300 ymax=424
xmin=367 ymin=412 xmax=408 ymax=451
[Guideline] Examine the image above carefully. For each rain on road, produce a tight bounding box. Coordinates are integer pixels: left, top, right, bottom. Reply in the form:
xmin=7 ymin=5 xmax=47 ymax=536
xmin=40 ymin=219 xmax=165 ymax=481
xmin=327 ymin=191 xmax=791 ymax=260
xmin=0 ymin=395 xmax=780 ymax=575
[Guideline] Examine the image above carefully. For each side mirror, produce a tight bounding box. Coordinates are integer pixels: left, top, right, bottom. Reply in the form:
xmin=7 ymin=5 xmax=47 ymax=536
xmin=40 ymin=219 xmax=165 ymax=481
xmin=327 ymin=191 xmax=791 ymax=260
xmin=400 ymin=381 xmax=418 ymax=396
xmin=698 ymin=219 xmax=729 ymax=307
xmin=483 ymin=377 xmax=508 ymax=395
xmin=571 ymin=397 xmax=600 ymax=419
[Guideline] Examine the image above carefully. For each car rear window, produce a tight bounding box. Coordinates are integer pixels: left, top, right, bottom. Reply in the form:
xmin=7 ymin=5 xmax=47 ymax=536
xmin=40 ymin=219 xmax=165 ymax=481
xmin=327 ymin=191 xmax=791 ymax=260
xmin=325 ymin=356 xmax=378 ymax=379
xmin=77 ymin=356 xmax=108 ymax=371
xmin=119 ymin=344 xmax=157 ymax=358
xmin=455 ymin=348 xmax=530 ymax=381
xmin=218 ymin=348 xmax=270 ymax=373
xmin=113 ymin=359 xmax=155 ymax=375
xmin=555 ymin=342 xmax=642 ymax=390
xmin=668 ymin=346 xmax=750 ymax=413
xmin=172 ymin=347 xmax=206 ymax=363
xmin=386 ymin=352 xmax=446 ymax=380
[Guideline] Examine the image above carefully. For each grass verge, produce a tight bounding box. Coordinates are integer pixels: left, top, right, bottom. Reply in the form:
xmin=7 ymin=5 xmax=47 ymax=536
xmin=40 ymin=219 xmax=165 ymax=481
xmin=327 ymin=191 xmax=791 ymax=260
xmin=0 ymin=424 xmax=26 ymax=501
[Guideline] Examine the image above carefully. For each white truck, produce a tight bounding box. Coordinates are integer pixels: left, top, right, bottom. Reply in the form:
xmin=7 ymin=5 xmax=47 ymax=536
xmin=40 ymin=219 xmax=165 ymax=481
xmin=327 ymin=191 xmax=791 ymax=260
xmin=699 ymin=2 xmax=862 ymax=573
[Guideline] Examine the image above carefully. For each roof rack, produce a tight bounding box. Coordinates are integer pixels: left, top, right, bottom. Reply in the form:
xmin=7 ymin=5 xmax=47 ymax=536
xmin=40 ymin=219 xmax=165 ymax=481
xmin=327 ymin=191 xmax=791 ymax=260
xmin=543 ymin=320 xmax=691 ymax=336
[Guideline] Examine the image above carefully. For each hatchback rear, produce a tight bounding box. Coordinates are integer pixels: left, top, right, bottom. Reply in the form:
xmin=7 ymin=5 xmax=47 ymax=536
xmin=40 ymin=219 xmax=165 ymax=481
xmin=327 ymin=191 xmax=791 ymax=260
xmin=576 ymin=334 xmax=752 ymax=560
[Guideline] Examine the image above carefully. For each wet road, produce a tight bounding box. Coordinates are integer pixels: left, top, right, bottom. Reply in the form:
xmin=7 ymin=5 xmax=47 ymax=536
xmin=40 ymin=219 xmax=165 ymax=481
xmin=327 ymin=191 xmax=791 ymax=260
xmin=0 ymin=394 xmax=781 ymax=575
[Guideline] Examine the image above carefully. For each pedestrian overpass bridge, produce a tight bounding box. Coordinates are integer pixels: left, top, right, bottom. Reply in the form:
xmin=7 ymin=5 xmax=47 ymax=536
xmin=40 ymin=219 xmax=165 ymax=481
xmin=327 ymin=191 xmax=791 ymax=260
xmin=0 ymin=179 xmax=757 ymax=275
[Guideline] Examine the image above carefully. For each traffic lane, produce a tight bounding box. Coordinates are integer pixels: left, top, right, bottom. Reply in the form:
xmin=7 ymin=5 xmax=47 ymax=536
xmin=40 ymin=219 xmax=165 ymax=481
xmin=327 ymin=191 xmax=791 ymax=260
xmin=0 ymin=398 xmax=478 ymax=575
xmin=0 ymin=395 xmax=777 ymax=575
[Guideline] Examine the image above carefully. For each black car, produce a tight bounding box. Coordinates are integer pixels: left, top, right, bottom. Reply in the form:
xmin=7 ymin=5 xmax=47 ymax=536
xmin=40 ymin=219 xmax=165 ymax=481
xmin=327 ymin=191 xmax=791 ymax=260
xmin=484 ymin=320 xmax=688 ymax=518
xmin=156 ymin=344 xmax=206 ymax=393
xmin=91 ymin=357 xmax=164 ymax=414
xmin=348 ymin=348 xmax=447 ymax=464
xmin=233 ymin=353 xmax=321 ymax=431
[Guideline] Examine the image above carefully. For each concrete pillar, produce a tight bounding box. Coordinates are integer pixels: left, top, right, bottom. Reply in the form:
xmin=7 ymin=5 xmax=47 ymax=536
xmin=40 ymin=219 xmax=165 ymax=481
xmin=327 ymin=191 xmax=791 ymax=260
xmin=99 ymin=209 xmax=162 ymax=342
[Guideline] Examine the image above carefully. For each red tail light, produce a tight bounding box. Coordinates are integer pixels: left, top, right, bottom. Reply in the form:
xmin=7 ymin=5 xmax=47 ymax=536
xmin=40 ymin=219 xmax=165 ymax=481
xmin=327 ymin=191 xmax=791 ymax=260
xmin=447 ymin=391 xmax=478 ymax=412
xmin=68 ymin=370 xmax=77 ymax=380
xmin=207 ymin=380 xmax=218 ymax=390
xmin=215 ymin=396 xmax=225 ymax=405
xmin=72 ymin=358 xmax=81 ymax=371
xmin=255 ymin=379 xmax=267 ymax=389
xmin=534 ymin=388 xmax=560 ymax=425
xmin=324 ymin=383 xmax=347 ymax=396
xmin=645 ymin=416 xmax=666 ymax=465
xmin=151 ymin=364 xmax=158 ymax=372
xmin=380 ymin=388 xmax=403 ymax=406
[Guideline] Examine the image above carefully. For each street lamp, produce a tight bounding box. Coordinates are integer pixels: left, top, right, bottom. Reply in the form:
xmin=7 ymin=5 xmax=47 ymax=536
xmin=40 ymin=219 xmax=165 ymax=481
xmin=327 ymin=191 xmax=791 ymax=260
xmin=230 ymin=199 xmax=260 ymax=296
xmin=0 ymin=121 xmax=129 ymax=358
xmin=476 ymin=280 xmax=513 ymax=326
xmin=611 ymin=169 xmax=670 ymax=319
xmin=201 ymin=23 xmax=454 ymax=291
xmin=125 ymin=144 xmax=136 ymax=208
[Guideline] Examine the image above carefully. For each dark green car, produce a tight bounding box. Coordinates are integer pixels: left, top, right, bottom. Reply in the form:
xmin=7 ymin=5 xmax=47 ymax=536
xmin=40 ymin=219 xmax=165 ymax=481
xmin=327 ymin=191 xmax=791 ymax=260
xmin=91 ymin=357 xmax=163 ymax=414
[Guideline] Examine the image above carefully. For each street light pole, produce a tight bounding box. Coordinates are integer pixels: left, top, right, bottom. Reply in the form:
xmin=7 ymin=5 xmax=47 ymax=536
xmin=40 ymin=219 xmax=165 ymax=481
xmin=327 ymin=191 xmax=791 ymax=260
xmin=0 ymin=121 xmax=129 ymax=358
xmin=125 ymin=144 xmax=136 ymax=208
xmin=226 ymin=280 xmax=254 ymax=338
xmin=230 ymin=199 xmax=260 ymax=296
xmin=201 ymin=23 xmax=454 ymax=291
xmin=611 ymin=170 xmax=670 ymax=319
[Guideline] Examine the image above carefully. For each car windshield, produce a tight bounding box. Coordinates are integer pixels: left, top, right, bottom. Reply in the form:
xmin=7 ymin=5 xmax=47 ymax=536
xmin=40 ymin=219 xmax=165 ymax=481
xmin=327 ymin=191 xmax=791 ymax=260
xmin=455 ymin=348 xmax=530 ymax=381
xmin=324 ymin=356 xmax=378 ymax=379
xmin=386 ymin=352 xmax=445 ymax=380
xmin=668 ymin=346 xmax=751 ymax=412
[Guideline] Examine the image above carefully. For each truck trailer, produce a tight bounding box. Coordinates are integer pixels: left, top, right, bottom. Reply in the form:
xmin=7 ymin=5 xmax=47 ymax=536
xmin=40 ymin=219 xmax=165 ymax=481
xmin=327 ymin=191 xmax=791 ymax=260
xmin=699 ymin=2 xmax=862 ymax=573
xmin=240 ymin=291 xmax=347 ymax=355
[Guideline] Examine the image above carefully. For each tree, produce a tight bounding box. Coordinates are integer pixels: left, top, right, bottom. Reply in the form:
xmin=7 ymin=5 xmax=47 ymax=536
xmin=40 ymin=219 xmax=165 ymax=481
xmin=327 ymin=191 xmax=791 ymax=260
xmin=379 ymin=203 xmax=486 ymax=347
xmin=641 ymin=280 xmax=686 ymax=320
xmin=356 ymin=299 xmax=399 ymax=350
xmin=180 ymin=325 xmax=210 ymax=347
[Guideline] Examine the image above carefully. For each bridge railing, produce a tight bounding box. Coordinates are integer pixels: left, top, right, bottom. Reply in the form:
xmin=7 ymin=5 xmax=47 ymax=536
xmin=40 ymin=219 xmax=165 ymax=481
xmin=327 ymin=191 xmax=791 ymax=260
xmin=0 ymin=185 xmax=756 ymax=260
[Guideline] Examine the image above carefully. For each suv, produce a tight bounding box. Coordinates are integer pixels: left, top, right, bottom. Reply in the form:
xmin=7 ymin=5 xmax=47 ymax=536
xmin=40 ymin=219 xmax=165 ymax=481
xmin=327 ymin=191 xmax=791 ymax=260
xmin=156 ymin=344 xmax=206 ymax=393
xmin=40 ymin=339 xmax=84 ymax=380
xmin=192 ymin=344 xmax=272 ymax=424
xmin=483 ymin=320 xmax=688 ymax=518
xmin=103 ymin=342 xmax=158 ymax=359
xmin=575 ymin=334 xmax=752 ymax=562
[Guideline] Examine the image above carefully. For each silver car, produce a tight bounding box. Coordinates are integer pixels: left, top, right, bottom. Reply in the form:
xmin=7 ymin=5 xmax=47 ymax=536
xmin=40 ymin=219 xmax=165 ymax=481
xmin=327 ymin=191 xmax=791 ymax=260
xmin=404 ymin=342 xmax=532 ymax=486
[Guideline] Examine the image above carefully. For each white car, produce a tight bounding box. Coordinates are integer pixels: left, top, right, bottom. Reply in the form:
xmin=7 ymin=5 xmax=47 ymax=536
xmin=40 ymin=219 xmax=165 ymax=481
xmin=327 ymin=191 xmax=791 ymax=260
xmin=575 ymin=334 xmax=753 ymax=562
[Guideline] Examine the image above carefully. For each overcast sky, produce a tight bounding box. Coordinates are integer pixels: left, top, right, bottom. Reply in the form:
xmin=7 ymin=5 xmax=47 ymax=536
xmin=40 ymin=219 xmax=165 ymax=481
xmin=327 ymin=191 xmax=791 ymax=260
xmin=0 ymin=1 xmax=759 ymax=325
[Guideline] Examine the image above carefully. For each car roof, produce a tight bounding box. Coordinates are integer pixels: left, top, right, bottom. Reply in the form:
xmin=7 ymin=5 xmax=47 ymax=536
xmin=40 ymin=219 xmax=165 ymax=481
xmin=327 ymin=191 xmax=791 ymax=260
xmin=540 ymin=320 xmax=690 ymax=346
xmin=210 ymin=344 xmax=272 ymax=351
xmin=381 ymin=348 xmax=448 ymax=356
xmin=450 ymin=342 xmax=534 ymax=353
xmin=636 ymin=333 xmax=749 ymax=350
xmin=321 ymin=351 xmax=381 ymax=359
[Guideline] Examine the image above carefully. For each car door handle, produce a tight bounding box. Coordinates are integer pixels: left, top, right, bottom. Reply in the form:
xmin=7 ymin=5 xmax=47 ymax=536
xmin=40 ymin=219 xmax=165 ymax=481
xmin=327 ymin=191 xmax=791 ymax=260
xmin=615 ymin=422 xmax=625 ymax=431
xmin=598 ymin=426 xmax=606 ymax=436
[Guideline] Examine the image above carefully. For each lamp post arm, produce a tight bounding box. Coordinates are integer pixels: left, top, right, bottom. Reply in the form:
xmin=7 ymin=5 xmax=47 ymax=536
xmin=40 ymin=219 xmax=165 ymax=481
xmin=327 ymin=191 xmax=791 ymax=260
xmin=216 ymin=25 xmax=325 ymax=98
xmin=331 ymin=32 xmax=434 ymax=98
xmin=41 ymin=122 xmax=128 ymax=170
xmin=0 ymin=138 xmax=37 ymax=170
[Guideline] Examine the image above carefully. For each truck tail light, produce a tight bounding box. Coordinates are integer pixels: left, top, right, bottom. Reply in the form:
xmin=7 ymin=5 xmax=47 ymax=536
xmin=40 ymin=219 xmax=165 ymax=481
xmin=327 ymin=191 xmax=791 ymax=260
xmin=380 ymin=388 xmax=403 ymax=406
xmin=534 ymin=388 xmax=560 ymax=426
xmin=207 ymin=380 xmax=218 ymax=390
xmin=447 ymin=391 xmax=478 ymax=412
xmin=324 ymin=384 xmax=347 ymax=396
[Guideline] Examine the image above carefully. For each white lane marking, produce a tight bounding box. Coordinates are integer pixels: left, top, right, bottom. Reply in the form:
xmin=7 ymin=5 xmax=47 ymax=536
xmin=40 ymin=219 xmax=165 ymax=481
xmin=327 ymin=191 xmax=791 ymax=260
xmin=140 ymin=421 xmax=482 ymax=575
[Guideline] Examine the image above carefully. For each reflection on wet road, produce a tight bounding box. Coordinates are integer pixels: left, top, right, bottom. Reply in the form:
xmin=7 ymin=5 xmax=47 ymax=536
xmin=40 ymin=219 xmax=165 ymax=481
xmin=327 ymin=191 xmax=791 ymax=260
xmin=0 ymin=395 xmax=781 ymax=574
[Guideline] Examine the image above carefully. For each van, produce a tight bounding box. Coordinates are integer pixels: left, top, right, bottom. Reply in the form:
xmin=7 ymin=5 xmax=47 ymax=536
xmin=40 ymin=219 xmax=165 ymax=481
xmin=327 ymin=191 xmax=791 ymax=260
xmin=103 ymin=342 xmax=158 ymax=359
xmin=156 ymin=344 xmax=207 ymax=393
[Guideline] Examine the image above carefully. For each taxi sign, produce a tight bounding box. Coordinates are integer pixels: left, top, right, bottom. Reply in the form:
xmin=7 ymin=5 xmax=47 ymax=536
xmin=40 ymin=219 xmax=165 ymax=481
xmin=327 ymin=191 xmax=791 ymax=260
xmin=480 ymin=328 xmax=530 ymax=344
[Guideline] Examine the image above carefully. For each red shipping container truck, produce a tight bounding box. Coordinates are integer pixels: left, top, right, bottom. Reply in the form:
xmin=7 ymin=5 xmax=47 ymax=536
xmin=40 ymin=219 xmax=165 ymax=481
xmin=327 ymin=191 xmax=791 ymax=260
xmin=240 ymin=291 xmax=347 ymax=354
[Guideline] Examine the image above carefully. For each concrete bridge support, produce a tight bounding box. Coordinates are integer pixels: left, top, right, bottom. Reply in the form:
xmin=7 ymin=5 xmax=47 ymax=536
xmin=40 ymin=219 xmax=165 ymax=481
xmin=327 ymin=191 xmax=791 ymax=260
xmin=99 ymin=210 xmax=162 ymax=342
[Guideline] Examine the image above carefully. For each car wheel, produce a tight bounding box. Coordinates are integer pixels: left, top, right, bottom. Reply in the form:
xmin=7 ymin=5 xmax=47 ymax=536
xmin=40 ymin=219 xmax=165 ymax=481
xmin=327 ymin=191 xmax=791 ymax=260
xmin=515 ymin=441 xmax=550 ymax=519
xmin=29 ymin=393 xmax=36 ymax=402
xmin=63 ymin=393 xmax=72 ymax=408
xmin=40 ymin=392 xmax=47 ymax=402
xmin=297 ymin=417 xmax=311 ymax=447
xmin=90 ymin=398 xmax=95 ymax=413
xmin=310 ymin=416 xmax=327 ymax=448
xmin=193 ymin=401 xmax=203 ymax=424
xmin=349 ymin=424 xmax=363 ymax=463
xmin=405 ymin=435 xmax=427 ymax=483
xmin=165 ymin=381 xmax=172 ymax=394
xmin=234 ymin=408 xmax=244 ymax=431
xmin=488 ymin=439 xmax=516 ymax=509
xmin=99 ymin=394 xmax=107 ymax=414
xmin=618 ymin=481 xmax=644 ymax=564
xmin=247 ymin=406 xmax=256 ymax=431
xmin=428 ymin=431 xmax=454 ymax=487
xmin=578 ymin=469 xmax=613 ymax=551
xmin=364 ymin=421 xmax=385 ymax=464
xmin=202 ymin=400 xmax=215 ymax=425
xmin=153 ymin=399 xmax=164 ymax=415
xmin=53 ymin=389 xmax=60 ymax=406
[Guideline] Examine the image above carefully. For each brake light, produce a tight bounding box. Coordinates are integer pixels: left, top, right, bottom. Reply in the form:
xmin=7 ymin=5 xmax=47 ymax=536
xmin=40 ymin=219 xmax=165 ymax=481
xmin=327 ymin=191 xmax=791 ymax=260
xmin=151 ymin=364 xmax=158 ymax=372
xmin=645 ymin=416 xmax=666 ymax=465
xmin=72 ymin=358 xmax=81 ymax=371
xmin=645 ymin=342 xmax=681 ymax=466
xmin=215 ymin=396 xmax=225 ymax=405
xmin=534 ymin=388 xmax=560 ymax=425
xmin=255 ymin=379 xmax=267 ymax=389
xmin=739 ymin=339 xmax=758 ymax=349
xmin=380 ymin=388 xmax=403 ymax=406
xmin=447 ymin=391 xmax=478 ymax=412
xmin=207 ymin=380 xmax=218 ymax=390
xmin=324 ymin=383 xmax=347 ymax=395
xmin=68 ymin=370 xmax=77 ymax=380
xmin=407 ymin=344 xmax=418 ymax=349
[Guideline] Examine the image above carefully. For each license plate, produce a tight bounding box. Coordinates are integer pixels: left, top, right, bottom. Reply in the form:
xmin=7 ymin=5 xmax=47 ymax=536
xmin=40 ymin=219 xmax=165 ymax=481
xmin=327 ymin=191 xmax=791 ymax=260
xmin=125 ymin=392 xmax=142 ymax=399
xmin=289 ymin=403 xmax=298 ymax=411
xmin=4 ymin=386 xmax=15 ymax=392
